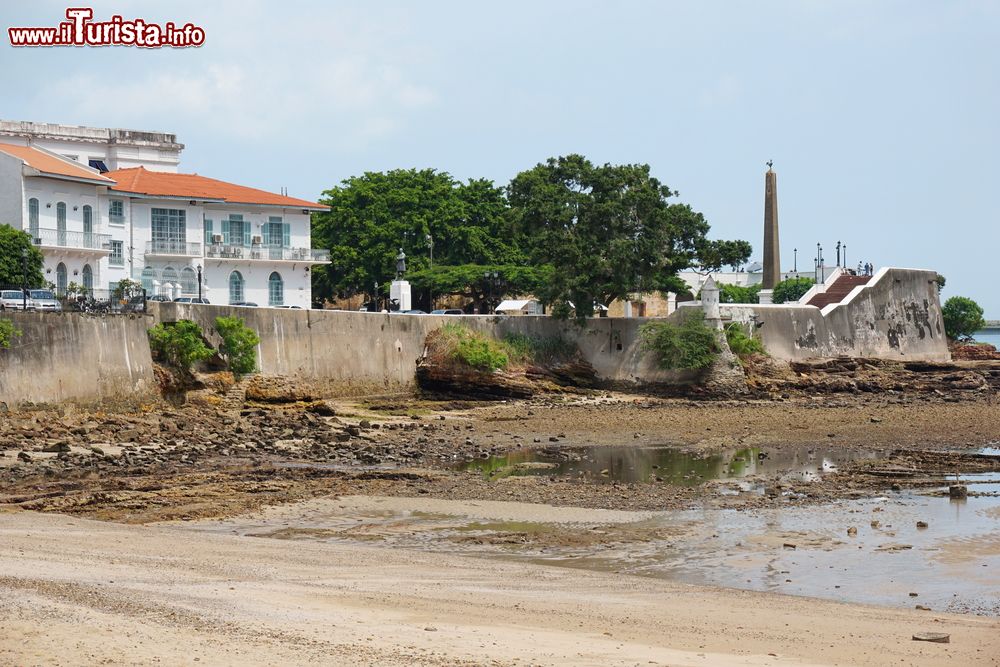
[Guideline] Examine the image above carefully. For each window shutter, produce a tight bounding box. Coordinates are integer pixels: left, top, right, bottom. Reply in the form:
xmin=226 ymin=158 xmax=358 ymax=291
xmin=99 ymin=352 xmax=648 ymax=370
xmin=282 ymin=223 xmax=290 ymax=248
xmin=243 ymin=223 xmax=251 ymax=247
xmin=222 ymin=218 xmax=230 ymax=244
xmin=204 ymin=219 xmax=213 ymax=245
xmin=262 ymin=224 xmax=270 ymax=246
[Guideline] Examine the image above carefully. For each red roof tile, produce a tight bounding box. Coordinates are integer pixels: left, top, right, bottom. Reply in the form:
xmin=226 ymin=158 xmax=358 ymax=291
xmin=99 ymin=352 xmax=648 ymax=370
xmin=0 ymin=142 xmax=115 ymax=183
xmin=106 ymin=167 xmax=328 ymax=210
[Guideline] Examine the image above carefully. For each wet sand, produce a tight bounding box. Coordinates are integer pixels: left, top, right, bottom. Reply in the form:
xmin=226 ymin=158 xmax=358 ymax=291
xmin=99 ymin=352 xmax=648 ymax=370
xmin=1 ymin=511 xmax=998 ymax=667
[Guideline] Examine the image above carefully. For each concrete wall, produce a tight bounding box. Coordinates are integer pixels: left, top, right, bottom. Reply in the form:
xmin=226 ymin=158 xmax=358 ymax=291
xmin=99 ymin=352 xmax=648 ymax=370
xmin=0 ymin=312 xmax=156 ymax=406
xmin=152 ymin=303 xmax=703 ymax=394
xmin=720 ymin=267 xmax=949 ymax=361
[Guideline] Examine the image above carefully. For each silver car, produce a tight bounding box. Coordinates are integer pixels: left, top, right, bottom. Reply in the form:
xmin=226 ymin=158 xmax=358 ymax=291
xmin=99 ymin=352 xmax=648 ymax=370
xmin=0 ymin=289 xmax=33 ymax=311
xmin=29 ymin=289 xmax=62 ymax=312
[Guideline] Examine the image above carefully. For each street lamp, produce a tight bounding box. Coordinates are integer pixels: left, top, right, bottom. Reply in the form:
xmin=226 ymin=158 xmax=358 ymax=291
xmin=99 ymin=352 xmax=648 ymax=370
xmin=793 ymin=248 xmax=797 ymax=273
xmin=426 ymin=234 xmax=434 ymax=310
xmin=836 ymin=241 xmax=841 ymax=267
xmin=197 ymin=264 xmax=203 ymax=301
xmin=21 ymin=246 xmax=28 ymax=311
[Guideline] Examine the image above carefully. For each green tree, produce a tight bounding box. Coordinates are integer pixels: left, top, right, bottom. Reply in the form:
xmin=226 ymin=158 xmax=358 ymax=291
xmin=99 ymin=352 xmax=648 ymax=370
xmin=715 ymin=282 xmax=761 ymax=304
xmin=0 ymin=225 xmax=44 ymax=287
xmin=695 ymin=239 xmax=753 ymax=273
xmin=942 ymin=296 xmax=985 ymax=341
xmin=639 ymin=311 xmax=719 ymax=370
xmin=406 ymin=263 xmax=552 ymax=314
xmin=214 ymin=316 xmax=260 ymax=375
xmin=148 ymin=320 xmax=213 ymax=371
xmin=311 ymin=169 xmax=522 ymax=306
xmin=509 ymin=155 xmax=726 ymax=319
xmin=772 ymin=276 xmax=815 ymax=304
xmin=934 ymin=274 xmax=946 ymax=293
xmin=0 ymin=319 xmax=21 ymax=349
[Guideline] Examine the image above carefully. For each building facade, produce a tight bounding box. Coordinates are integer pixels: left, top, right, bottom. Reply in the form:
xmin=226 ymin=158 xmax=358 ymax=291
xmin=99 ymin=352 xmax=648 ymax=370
xmin=0 ymin=120 xmax=328 ymax=307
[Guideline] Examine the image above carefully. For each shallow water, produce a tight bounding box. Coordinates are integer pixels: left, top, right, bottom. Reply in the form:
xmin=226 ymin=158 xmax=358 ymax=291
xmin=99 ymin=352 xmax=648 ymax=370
xmin=189 ymin=470 xmax=1000 ymax=616
xmin=458 ymin=444 xmax=880 ymax=487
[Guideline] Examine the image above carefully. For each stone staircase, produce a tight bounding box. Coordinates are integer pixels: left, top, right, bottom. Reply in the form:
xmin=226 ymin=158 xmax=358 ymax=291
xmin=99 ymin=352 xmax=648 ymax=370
xmin=806 ymin=275 xmax=870 ymax=309
xmin=219 ymin=380 xmax=247 ymax=415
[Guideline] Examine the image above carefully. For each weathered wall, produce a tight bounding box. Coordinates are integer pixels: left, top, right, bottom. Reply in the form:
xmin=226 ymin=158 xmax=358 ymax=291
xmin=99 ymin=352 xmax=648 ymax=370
xmin=0 ymin=312 xmax=156 ymax=406
xmin=720 ymin=268 xmax=949 ymax=361
xmin=151 ymin=303 xmax=709 ymax=394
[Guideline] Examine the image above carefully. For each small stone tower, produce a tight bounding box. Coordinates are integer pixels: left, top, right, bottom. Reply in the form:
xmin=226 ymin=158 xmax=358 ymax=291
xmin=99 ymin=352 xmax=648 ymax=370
xmin=701 ymin=275 xmax=721 ymax=328
xmin=762 ymin=163 xmax=781 ymax=290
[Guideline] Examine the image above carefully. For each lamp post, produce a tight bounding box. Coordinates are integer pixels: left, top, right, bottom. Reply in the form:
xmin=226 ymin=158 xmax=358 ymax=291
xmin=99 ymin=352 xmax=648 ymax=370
xmin=21 ymin=246 xmax=28 ymax=311
xmin=373 ymin=280 xmax=379 ymax=311
xmin=426 ymin=233 xmax=434 ymax=310
xmin=793 ymin=248 xmax=797 ymax=273
xmin=836 ymin=241 xmax=841 ymax=267
xmin=843 ymin=244 xmax=847 ymax=271
xmin=197 ymin=264 xmax=203 ymax=302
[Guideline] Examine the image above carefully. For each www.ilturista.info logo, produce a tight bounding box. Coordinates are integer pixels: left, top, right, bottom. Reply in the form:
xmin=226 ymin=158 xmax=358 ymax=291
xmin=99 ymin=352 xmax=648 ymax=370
xmin=8 ymin=8 xmax=205 ymax=48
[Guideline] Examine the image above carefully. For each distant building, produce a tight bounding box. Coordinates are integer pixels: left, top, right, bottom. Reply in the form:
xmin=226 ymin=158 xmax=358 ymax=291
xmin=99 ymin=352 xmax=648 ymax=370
xmin=0 ymin=120 xmax=329 ymax=307
xmin=495 ymin=299 xmax=542 ymax=316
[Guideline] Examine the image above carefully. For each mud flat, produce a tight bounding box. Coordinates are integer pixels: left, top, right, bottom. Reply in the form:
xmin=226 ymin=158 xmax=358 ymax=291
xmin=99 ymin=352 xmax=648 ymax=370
xmin=1 ymin=510 xmax=999 ymax=667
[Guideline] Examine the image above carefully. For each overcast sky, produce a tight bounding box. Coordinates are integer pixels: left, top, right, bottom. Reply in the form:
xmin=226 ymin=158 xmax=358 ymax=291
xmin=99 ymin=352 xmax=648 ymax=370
xmin=3 ymin=1 xmax=997 ymax=315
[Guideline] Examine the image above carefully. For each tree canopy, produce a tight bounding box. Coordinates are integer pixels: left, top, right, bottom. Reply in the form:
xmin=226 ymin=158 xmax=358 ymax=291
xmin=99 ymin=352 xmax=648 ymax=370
xmin=942 ymin=296 xmax=985 ymax=341
xmin=311 ymin=156 xmax=750 ymax=317
xmin=772 ymin=276 xmax=815 ymax=304
xmin=0 ymin=225 xmax=44 ymax=287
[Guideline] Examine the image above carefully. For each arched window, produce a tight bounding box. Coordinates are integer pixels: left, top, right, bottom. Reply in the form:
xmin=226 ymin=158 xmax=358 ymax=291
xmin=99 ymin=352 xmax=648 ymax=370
xmin=228 ymin=271 xmax=244 ymax=304
xmin=56 ymin=202 xmax=67 ymax=246
xmin=56 ymin=262 xmax=67 ymax=295
xmin=82 ymin=205 xmax=93 ymax=247
xmin=181 ymin=267 xmax=197 ymax=295
xmin=82 ymin=264 xmax=93 ymax=292
xmin=268 ymin=271 xmax=283 ymax=306
xmin=28 ymin=198 xmax=39 ymax=239
xmin=160 ymin=266 xmax=179 ymax=297
xmin=140 ymin=267 xmax=157 ymax=295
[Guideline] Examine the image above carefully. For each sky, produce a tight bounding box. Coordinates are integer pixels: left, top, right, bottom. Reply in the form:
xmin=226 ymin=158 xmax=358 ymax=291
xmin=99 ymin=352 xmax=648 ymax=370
xmin=2 ymin=1 xmax=998 ymax=316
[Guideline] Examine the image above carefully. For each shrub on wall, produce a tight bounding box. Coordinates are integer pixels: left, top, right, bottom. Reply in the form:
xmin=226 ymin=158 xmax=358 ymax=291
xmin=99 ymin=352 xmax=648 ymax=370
xmin=724 ymin=322 xmax=765 ymax=357
xmin=214 ymin=316 xmax=261 ymax=375
xmin=772 ymin=277 xmax=815 ymax=304
xmin=942 ymin=296 xmax=985 ymax=341
xmin=148 ymin=320 xmax=213 ymax=371
xmin=639 ymin=311 xmax=719 ymax=370
xmin=0 ymin=319 xmax=21 ymax=349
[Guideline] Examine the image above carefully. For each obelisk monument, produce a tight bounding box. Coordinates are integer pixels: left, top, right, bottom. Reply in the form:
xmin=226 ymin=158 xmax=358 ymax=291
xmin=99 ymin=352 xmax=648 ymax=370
xmin=762 ymin=161 xmax=780 ymax=290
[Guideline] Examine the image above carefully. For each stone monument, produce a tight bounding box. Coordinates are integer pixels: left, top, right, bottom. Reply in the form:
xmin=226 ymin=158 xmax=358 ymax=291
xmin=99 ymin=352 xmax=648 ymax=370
xmin=762 ymin=161 xmax=781 ymax=290
xmin=390 ymin=248 xmax=412 ymax=311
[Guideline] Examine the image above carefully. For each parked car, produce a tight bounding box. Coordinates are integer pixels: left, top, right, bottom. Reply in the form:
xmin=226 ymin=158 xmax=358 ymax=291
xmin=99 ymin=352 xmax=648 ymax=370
xmin=29 ymin=289 xmax=62 ymax=312
xmin=231 ymin=301 xmax=258 ymax=307
xmin=173 ymin=297 xmax=211 ymax=304
xmin=397 ymin=309 xmax=427 ymax=315
xmin=0 ymin=289 xmax=33 ymax=311
xmin=430 ymin=309 xmax=464 ymax=315
xmin=147 ymin=294 xmax=172 ymax=302
xmin=274 ymin=305 xmax=302 ymax=309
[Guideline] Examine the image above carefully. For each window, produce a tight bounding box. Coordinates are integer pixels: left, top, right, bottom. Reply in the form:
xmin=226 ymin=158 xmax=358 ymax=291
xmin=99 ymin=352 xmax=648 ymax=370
xmin=203 ymin=218 xmax=214 ymax=245
xmin=109 ymin=240 xmax=124 ymax=266
xmin=109 ymin=200 xmax=124 ymax=225
xmin=268 ymin=272 xmax=284 ymax=306
xmin=151 ymin=208 xmax=186 ymax=254
xmin=228 ymin=271 xmax=244 ymax=304
xmin=221 ymin=214 xmax=249 ymax=247
xmin=181 ymin=267 xmax=197 ymax=295
xmin=83 ymin=205 xmax=93 ymax=246
xmin=88 ymin=159 xmax=109 ymax=173
xmin=140 ymin=267 xmax=157 ymax=294
xmin=28 ymin=198 xmax=39 ymax=239
xmin=56 ymin=202 xmax=67 ymax=245
xmin=56 ymin=262 xmax=67 ymax=295
xmin=262 ymin=217 xmax=289 ymax=248
xmin=82 ymin=264 xmax=93 ymax=292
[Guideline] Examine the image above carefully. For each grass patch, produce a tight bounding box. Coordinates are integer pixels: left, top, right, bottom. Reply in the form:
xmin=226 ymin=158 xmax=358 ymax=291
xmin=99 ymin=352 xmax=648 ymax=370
xmin=724 ymin=322 xmax=766 ymax=358
xmin=430 ymin=324 xmax=577 ymax=373
xmin=639 ymin=311 xmax=719 ymax=370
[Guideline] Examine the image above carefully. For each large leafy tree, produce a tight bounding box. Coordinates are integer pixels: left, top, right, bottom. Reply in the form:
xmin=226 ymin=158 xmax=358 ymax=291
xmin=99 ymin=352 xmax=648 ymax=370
xmin=311 ymin=169 xmax=523 ymax=306
xmin=0 ymin=225 xmax=44 ymax=287
xmin=694 ymin=239 xmax=753 ymax=273
xmin=772 ymin=276 xmax=815 ymax=304
xmin=942 ymin=296 xmax=985 ymax=341
xmin=509 ymin=155 xmax=719 ymax=318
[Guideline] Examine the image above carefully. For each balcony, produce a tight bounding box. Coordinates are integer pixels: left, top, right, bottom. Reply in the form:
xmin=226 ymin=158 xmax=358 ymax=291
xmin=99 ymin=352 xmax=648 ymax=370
xmin=31 ymin=227 xmax=111 ymax=254
xmin=205 ymin=244 xmax=330 ymax=263
xmin=145 ymin=240 xmax=203 ymax=257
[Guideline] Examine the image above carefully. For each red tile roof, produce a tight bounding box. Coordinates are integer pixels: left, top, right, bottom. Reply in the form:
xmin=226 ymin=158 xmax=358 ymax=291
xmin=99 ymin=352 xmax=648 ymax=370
xmin=106 ymin=167 xmax=328 ymax=210
xmin=0 ymin=142 xmax=115 ymax=183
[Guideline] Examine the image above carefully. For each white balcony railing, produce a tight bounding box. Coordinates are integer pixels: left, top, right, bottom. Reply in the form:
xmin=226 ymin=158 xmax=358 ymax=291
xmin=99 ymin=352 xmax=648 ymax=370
xmin=204 ymin=244 xmax=330 ymax=262
xmin=146 ymin=241 xmax=203 ymax=257
xmin=32 ymin=227 xmax=111 ymax=252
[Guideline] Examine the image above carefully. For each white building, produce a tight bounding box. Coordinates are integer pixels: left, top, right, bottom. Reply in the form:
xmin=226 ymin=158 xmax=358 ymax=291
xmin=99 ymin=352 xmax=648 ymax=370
xmin=0 ymin=122 xmax=329 ymax=307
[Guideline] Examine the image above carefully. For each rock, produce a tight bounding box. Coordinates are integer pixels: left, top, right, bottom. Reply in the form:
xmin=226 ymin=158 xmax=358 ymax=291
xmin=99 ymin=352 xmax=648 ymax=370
xmin=912 ymin=632 xmax=949 ymax=643
xmin=908 ymin=592 xmax=918 ymax=597
xmin=782 ymin=543 xmax=796 ymax=550
xmin=916 ymin=521 xmax=928 ymax=529
xmin=424 ymin=627 xmax=437 ymax=632
xmin=870 ymin=520 xmax=881 ymax=529
xmin=17 ymin=451 xmax=31 ymax=462
xmin=847 ymin=527 xmax=858 ymax=537
xmin=869 ymin=416 xmax=882 ymax=423
xmin=949 ymin=485 xmax=968 ymax=499
xmin=915 ymin=605 xmax=931 ymax=611
xmin=41 ymin=442 xmax=70 ymax=453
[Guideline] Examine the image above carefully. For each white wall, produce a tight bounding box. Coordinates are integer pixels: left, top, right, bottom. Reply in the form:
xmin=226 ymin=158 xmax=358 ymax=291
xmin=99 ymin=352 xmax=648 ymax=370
xmin=201 ymin=262 xmax=311 ymax=308
xmin=0 ymin=153 xmax=24 ymax=229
